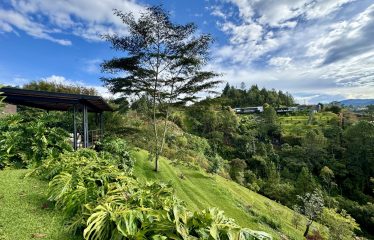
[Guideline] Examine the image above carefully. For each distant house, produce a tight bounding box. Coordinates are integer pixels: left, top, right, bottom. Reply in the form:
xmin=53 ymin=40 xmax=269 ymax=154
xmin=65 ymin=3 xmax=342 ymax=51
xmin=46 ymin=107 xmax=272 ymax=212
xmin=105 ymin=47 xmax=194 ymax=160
xmin=1 ymin=104 xmax=17 ymax=115
xmin=234 ymin=105 xmax=320 ymax=115
xmin=235 ymin=106 xmax=263 ymax=114
xmin=276 ymin=107 xmax=297 ymax=113
xmin=295 ymin=104 xmax=321 ymax=112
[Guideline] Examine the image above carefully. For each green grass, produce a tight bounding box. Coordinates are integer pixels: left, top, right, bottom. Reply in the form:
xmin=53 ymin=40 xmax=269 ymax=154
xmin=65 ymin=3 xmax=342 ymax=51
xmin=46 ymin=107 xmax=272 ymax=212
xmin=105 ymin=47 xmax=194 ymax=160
xmin=133 ymin=149 xmax=326 ymax=240
xmin=0 ymin=169 xmax=79 ymax=240
xmin=279 ymin=112 xmax=338 ymax=136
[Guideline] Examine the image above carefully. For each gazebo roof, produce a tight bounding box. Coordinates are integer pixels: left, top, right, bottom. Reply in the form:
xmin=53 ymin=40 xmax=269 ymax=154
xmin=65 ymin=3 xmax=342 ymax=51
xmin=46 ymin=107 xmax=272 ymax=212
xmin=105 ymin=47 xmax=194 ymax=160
xmin=0 ymin=87 xmax=112 ymax=112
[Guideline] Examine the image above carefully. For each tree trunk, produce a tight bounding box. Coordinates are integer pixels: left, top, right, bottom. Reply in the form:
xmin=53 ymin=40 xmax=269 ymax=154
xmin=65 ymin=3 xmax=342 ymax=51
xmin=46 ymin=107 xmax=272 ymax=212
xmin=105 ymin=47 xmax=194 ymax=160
xmin=152 ymin=101 xmax=159 ymax=172
xmin=155 ymin=107 xmax=170 ymax=172
xmin=155 ymin=153 xmax=159 ymax=172
xmin=303 ymin=221 xmax=312 ymax=238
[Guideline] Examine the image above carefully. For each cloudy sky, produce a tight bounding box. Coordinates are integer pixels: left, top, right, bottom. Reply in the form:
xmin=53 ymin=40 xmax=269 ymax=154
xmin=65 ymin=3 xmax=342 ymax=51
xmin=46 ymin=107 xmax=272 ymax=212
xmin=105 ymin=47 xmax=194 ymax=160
xmin=0 ymin=0 xmax=373 ymax=103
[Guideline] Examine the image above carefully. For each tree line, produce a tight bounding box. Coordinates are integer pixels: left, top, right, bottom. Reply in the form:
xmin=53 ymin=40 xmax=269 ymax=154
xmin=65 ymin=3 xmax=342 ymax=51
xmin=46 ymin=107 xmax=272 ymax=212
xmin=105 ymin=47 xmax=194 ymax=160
xmin=221 ymin=83 xmax=295 ymax=107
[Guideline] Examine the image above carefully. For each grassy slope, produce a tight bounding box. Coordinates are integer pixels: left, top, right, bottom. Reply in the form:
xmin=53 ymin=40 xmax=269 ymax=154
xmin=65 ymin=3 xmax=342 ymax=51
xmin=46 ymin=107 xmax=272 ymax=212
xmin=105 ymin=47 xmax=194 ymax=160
xmin=279 ymin=112 xmax=338 ymax=136
xmin=133 ymin=149 xmax=324 ymax=240
xmin=0 ymin=169 xmax=79 ymax=240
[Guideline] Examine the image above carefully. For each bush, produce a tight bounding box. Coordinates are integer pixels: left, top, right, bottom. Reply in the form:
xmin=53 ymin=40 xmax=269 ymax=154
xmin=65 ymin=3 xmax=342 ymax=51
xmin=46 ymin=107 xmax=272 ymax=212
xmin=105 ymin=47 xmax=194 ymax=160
xmin=30 ymin=148 xmax=119 ymax=180
xmin=260 ymin=215 xmax=281 ymax=230
xmin=321 ymin=208 xmax=359 ymax=240
xmin=97 ymin=137 xmax=135 ymax=172
xmin=336 ymin=196 xmax=374 ymax=236
xmin=185 ymin=133 xmax=211 ymax=155
xmin=306 ymin=229 xmax=324 ymax=240
xmin=0 ymin=113 xmax=72 ymax=168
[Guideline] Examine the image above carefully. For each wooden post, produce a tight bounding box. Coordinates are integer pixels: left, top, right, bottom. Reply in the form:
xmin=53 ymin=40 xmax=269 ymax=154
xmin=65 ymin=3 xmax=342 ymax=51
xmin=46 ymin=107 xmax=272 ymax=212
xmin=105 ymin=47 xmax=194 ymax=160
xmin=99 ymin=112 xmax=104 ymax=140
xmin=83 ymin=104 xmax=89 ymax=148
xmin=73 ymin=105 xmax=77 ymax=150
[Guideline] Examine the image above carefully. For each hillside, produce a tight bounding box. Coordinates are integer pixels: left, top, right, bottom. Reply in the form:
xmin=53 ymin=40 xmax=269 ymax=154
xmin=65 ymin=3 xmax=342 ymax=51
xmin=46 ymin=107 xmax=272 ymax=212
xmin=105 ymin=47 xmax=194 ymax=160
xmin=133 ymin=149 xmax=326 ymax=240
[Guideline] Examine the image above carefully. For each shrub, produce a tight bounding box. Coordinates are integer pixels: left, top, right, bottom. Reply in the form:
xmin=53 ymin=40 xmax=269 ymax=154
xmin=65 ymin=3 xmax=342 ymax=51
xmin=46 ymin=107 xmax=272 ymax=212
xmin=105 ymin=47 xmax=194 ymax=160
xmin=336 ymin=196 xmax=374 ymax=236
xmin=185 ymin=133 xmax=211 ymax=155
xmin=97 ymin=137 xmax=135 ymax=172
xmin=306 ymin=229 xmax=324 ymax=240
xmin=321 ymin=208 xmax=359 ymax=240
xmin=259 ymin=215 xmax=281 ymax=230
xmin=207 ymin=154 xmax=224 ymax=174
xmin=0 ymin=113 xmax=72 ymax=168
xmin=30 ymin=148 xmax=119 ymax=180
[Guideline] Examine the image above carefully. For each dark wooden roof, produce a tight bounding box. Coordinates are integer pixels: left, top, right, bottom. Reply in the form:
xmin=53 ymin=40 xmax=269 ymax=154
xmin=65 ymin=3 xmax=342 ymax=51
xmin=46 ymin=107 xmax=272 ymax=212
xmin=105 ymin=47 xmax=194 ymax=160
xmin=0 ymin=87 xmax=112 ymax=112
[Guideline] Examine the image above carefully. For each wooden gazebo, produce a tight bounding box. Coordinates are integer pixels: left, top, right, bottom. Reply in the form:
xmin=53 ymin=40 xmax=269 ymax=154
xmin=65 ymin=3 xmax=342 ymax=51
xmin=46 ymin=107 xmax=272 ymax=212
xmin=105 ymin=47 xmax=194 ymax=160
xmin=0 ymin=87 xmax=112 ymax=149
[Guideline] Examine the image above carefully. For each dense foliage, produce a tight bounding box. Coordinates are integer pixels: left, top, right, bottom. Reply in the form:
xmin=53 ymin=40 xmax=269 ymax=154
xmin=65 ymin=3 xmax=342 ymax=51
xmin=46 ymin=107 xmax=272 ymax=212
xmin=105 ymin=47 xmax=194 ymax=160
xmin=96 ymin=137 xmax=135 ymax=173
xmin=180 ymin=96 xmax=373 ymax=237
xmin=221 ymin=84 xmax=295 ymax=107
xmin=321 ymin=208 xmax=359 ymax=240
xmin=0 ymin=113 xmax=72 ymax=168
xmin=31 ymin=149 xmax=271 ymax=240
xmin=23 ymin=80 xmax=98 ymax=95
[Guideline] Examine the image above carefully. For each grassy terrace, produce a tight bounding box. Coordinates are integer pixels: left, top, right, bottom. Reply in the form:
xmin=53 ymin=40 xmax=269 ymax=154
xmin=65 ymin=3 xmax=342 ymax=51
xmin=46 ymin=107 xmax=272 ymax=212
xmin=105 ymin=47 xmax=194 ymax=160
xmin=278 ymin=112 xmax=338 ymax=136
xmin=133 ymin=149 xmax=326 ymax=240
xmin=0 ymin=169 xmax=79 ymax=240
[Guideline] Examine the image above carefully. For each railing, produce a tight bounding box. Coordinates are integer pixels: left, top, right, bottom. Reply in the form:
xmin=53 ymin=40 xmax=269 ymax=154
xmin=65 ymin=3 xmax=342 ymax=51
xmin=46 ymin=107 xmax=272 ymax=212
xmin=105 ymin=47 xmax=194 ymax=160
xmin=89 ymin=129 xmax=102 ymax=146
xmin=69 ymin=129 xmax=103 ymax=149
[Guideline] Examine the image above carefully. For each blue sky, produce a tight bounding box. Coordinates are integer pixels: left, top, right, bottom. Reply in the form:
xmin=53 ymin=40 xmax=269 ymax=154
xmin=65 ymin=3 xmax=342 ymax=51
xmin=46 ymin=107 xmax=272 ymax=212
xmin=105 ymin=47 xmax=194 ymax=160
xmin=1 ymin=0 xmax=374 ymax=103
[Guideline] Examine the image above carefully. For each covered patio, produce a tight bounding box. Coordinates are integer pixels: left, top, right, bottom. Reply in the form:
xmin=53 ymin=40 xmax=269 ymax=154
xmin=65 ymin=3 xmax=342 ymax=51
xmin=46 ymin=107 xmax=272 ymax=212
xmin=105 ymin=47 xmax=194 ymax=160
xmin=0 ymin=87 xmax=112 ymax=149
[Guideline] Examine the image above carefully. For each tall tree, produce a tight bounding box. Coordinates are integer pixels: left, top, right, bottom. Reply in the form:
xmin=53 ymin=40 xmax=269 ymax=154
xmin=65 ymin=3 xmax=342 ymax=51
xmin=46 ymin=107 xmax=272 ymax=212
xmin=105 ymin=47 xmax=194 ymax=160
xmin=295 ymin=167 xmax=317 ymax=195
xmin=102 ymin=6 xmax=220 ymax=171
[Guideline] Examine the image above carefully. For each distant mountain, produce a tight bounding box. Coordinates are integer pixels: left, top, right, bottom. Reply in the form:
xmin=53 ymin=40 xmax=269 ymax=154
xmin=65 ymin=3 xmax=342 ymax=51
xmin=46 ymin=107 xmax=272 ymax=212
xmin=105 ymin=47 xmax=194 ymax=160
xmin=339 ymin=99 xmax=374 ymax=107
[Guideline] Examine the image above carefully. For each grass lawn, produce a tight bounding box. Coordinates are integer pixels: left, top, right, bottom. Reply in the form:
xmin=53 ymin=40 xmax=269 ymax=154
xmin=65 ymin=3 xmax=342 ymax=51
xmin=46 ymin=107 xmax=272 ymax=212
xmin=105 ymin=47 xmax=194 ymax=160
xmin=133 ymin=149 xmax=327 ymax=240
xmin=0 ymin=169 xmax=79 ymax=240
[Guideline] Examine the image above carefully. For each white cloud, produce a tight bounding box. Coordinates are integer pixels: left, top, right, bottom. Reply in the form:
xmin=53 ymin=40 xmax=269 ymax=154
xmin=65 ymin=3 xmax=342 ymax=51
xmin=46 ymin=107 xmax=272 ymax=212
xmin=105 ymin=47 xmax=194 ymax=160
xmin=225 ymin=0 xmax=355 ymax=27
xmin=41 ymin=75 xmax=82 ymax=85
xmin=0 ymin=0 xmax=145 ymax=45
xmin=307 ymin=4 xmax=374 ymax=65
xmin=0 ymin=21 xmax=13 ymax=33
xmin=210 ymin=5 xmax=227 ymax=19
xmin=305 ymin=0 xmax=356 ymax=20
xmin=213 ymin=0 xmax=357 ymax=65
xmin=0 ymin=9 xmax=71 ymax=45
xmin=208 ymin=0 xmax=374 ymax=102
xmin=268 ymin=57 xmax=292 ymax=68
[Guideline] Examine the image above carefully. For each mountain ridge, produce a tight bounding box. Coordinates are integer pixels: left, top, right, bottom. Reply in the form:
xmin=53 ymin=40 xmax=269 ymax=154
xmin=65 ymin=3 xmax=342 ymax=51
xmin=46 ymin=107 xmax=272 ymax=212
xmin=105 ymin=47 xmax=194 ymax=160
xmin=339 ymin=99 xmax=374 ymax=106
